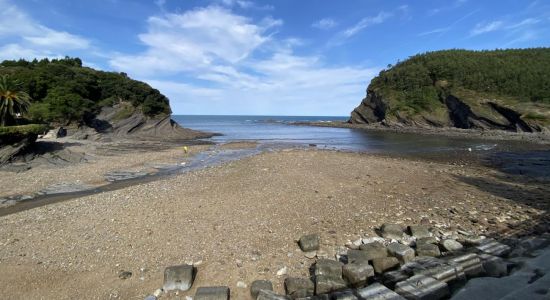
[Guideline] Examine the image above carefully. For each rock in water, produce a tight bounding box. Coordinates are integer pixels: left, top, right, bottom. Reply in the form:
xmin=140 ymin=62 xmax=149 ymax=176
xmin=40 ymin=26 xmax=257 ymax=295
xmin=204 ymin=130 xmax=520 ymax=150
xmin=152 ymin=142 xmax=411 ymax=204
xmin=163 ymin=264 xmax=194 ymax=291
xmin=299 ymin=234 xmax=320 ymax=252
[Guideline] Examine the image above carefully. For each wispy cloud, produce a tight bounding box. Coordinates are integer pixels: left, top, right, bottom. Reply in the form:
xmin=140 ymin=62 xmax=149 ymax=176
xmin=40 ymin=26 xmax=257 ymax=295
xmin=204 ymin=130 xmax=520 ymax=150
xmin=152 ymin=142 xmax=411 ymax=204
xmin=470 ymin=21 xmax=504 ymax=36
xmin=312 ymin=18 xmax=338 ymax=30
xmin=429 ymin=0 xmax=468 ymax=16
xmin=418 ymin=9 xmax=478 ymax=38
xmin=0 ymin=0 xmax=90 ymax=60
xmin=418 ymin=27 xmax=451 ymax=37
xmin=218 ymin=0 xmax=273 ymax=10
xmin=342 ymin=12 xmax=392 ymax=38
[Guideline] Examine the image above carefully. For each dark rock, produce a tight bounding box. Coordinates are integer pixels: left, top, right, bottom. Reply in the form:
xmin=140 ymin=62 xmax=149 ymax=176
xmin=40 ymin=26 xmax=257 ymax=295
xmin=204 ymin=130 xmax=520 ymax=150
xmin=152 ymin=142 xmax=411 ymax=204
xmin=479 ymin=254 xmax=508 ymax=277
xmin=314 ymin=259 xmax=343 ymax=278
xmin=346 ymin=250 xmax=370 ymax=263
xmin=408 ymin=225 xmax=431 ymax=239
xmin=440 ymin=239 xmax=463 ymax=252
xmin=416 ymin=243 xmax=441 ymax=257
xmin=380 ymin=224 xmax=404 ymax=240
xmin=475 ymin=239 xmax=511 ymax=256
xmin=342 ymin=260 xmax=374 ymax=287
xmin=356 ymin=283 xmax=406 ymax=300
xmin=299 ymin=234 xmax=320 ymax=252
xmin=284 ymin=277 xmax=314 ymax=298
xmin=394 ymin=274 xmax=449 ymax=300
xmin=448 ymin=253 xmax=484 ymax=277
xmin=358 ymin=242 xmax=389 ymax=260
xmin=331 ymin=290 xmax=358 ymax=300
xmin=371 ymin=257 xmax=399 ymax=274
xmin=118 ymin=270 xmax=132 ymax=279
xmin=163 ymin=264 xmax=194 ymax=291
xmin=387 ymin=243 xmax=415 ymax=264
xmin=382 ymin=270 xmax=410 ymax=289
xmin=314 ymin=275 xmax=347 ymax=295
xmin=194 ymin=286 xmax=230 ymax=300
xmin=251 ymin=280 xmax=273 ymax=298
xmin=402 ymin=257 xmax=466 ymax=284
xmin=416 ymin=237 xmax=438 ymax=246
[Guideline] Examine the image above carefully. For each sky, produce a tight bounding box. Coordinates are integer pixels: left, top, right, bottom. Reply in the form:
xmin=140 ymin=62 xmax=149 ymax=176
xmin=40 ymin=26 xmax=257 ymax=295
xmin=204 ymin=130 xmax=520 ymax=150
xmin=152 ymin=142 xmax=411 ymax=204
xmin=0 ymin=0 xmax=548 ymax=116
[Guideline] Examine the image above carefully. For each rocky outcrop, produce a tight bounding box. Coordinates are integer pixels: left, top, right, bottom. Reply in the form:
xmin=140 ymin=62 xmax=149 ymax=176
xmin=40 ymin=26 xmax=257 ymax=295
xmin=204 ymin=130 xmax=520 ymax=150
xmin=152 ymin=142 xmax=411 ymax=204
xmin=350 ymin=90 xmax=549 ymax=133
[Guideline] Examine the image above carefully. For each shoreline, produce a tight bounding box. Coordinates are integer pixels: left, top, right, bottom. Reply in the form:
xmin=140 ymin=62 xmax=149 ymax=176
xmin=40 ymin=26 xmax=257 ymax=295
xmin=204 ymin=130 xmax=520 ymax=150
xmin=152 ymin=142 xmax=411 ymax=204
xmin=292 ymin=121 xmax=550 ymax=145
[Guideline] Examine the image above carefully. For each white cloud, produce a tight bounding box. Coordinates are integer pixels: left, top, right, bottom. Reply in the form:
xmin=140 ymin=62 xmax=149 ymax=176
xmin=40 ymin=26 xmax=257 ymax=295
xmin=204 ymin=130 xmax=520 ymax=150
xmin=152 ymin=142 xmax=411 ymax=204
xmin=110 ymin=5 xmax=379 ymax=115
xmin=418 ymin=27 xmax=451 ymax=37
xmin=470 ymin=21 xmax=504 ymax=36
xmin=218 ymin=0 xmax=273 ymax=10
xmin=342 ymin=12 xmax=392 ymax=38
xmin=0 ymin=0 xmax=90 ymax=60
xmin=312 ymin=18 xmax=338 ymax=30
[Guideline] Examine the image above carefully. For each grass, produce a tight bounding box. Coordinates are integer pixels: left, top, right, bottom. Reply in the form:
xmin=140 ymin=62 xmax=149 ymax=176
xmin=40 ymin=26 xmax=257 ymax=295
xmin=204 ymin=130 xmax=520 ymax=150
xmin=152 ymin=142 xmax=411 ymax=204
xmin=0 ymin=124 xmax=49 ymax=136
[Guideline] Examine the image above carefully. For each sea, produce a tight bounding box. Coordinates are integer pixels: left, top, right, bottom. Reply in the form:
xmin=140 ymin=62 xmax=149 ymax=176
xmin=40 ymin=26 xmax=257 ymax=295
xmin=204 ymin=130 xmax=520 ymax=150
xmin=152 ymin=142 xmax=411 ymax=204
xmin=172 ymin=115 xmax=519 ymax=155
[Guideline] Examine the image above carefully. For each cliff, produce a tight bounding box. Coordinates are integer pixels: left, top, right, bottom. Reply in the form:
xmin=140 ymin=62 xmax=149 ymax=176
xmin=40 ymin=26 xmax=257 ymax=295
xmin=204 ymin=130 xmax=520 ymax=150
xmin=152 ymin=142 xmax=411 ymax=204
xmin=350 ymin=48 xmax=550 ymax=132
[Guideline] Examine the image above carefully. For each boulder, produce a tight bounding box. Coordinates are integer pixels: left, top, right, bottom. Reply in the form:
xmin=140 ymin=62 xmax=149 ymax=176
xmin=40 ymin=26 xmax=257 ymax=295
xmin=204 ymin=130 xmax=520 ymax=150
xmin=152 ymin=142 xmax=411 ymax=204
xmin=284 ymin=277 xmax=315 ymax=298
xmin=342 ymin=260 xmax=374 ymax=287
xmin=163 ymin=264 xmax=194 ymax=291
xmin=359 ymin=242 xmax=389 ymax=260
xmin=380 ymin=224 xmax=405 ymax=240
xmin=372 ymin=257 xmax=400 ymax=274
xmin=408 ymin=225 xmax=431 ymax=239
xmin=440 ymin=239 xmax=464 ymax=252
xmin=251 ymin=280 xmax=274 ymax=298
xmin=315 ymin=275 xmax=347 ymax=295
xmin=416 ymin=237 xmax=438 ymax=246
xmin=194 ymin=286 xmax=230 ymax=300
xmin=356 ymin=283 xmax=406 ymax=300
xmin=331 ymin=290 xmax=358 ymax=300
xmin=387 ymin=243 xmax=415 ymax=264
xmin=347 ymin=250 xmax=371 ymax=263
xmin=402 ymin=257 xmax=465 ymax=284
xmin=416 ymin=243 xmax=441 ymax=257
xmin=257 ymin=290 xmax=290 ymax=300
xmin=299 ymin=234 xmax=321 ymax=252
xmin=479 ymin=254 xmax=508 ymax=277
xmin=448 ymin=253 xmax=484 ymax=277
xmin=382 ymin=270 xmax=410 ymax=289
xmin=314 ymin=259 xmax=343 ymax=278
xmin=475 ymin=239 xmax=511 ymax=256
xmin=394 ymin=274 xmax=449 ymax=300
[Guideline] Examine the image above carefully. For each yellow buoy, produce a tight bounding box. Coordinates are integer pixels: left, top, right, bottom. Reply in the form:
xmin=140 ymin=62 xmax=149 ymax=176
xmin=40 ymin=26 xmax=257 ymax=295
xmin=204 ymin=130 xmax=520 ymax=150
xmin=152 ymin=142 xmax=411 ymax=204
xmin=183 ymin=146 xmax=188 ymax=154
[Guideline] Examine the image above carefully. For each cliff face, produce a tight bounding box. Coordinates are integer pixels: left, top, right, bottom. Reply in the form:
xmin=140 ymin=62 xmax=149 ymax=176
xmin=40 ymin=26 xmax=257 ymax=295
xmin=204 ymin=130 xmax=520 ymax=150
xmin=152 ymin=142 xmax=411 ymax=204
xmin=350 ymin=90 xmax=548 ymax=132
xmin=349 ymin=48 xmax=550 ymax=133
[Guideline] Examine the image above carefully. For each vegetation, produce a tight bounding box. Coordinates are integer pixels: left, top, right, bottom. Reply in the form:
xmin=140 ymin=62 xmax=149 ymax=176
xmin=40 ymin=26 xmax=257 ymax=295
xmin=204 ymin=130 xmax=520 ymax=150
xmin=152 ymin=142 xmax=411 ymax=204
xmin=0 ymin=57 xmax=171 ymax=125
xmin=0 ymin=75 xmax=32 ymax=126
xmin=370 ymin=48 xmax=550 ymax=115
xmin=0 ymin=124 xmax=48 ymax=136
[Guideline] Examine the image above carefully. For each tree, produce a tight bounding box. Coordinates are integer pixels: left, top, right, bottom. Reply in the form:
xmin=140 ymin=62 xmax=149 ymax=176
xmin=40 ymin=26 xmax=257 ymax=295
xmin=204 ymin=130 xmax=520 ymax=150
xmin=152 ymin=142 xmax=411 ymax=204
xmin=0 ymin=75 xmax=32 ymax=126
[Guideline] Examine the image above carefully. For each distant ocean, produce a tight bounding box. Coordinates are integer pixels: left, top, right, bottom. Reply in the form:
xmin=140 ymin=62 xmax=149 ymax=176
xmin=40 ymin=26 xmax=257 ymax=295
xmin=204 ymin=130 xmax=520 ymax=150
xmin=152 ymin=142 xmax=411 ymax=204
xmin=172 ymin=115 xmax=512 ymax=155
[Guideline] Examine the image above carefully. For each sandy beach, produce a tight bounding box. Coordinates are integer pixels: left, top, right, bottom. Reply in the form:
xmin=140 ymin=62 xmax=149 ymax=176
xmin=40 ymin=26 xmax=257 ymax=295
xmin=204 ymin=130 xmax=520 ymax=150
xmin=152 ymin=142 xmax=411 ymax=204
xmin=0 ymin=143 xmax=548 ymax=299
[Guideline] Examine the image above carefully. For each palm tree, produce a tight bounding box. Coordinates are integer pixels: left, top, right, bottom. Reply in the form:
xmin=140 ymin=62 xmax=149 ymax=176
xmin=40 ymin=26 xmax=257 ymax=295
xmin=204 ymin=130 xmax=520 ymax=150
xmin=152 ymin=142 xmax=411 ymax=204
xmin=0 ymin=75 xmax=31 ymax=126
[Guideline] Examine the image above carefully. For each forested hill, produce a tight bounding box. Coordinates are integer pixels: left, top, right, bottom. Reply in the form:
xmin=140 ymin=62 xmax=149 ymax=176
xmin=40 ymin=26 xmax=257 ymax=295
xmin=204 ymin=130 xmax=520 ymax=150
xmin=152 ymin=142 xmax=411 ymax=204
xmin=350 ymin=48 xmax=550 ymax=132
xmin=0 ymin=57 xmax=171 ymax=125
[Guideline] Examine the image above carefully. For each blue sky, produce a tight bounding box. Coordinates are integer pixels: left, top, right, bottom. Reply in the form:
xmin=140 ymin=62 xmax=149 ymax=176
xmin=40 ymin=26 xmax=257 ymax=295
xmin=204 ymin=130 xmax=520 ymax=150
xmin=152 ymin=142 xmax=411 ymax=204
xmin=0 ymin=0 xmax=548 ymax=116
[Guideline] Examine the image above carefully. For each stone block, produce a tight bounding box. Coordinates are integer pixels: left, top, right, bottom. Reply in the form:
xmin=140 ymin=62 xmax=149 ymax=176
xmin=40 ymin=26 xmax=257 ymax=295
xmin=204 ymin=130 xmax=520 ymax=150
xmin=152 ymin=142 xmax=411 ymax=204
xmin=359 ymin=242 xmax=389 ymax=260
xmin=314 ymin=259 xmax=343 ymax=278
xmin=285 ymin=277 xmax=315 ymax=298
xmin=194 ymin=286 xmax=230 ymax=300
xmin=163 ymin=264 xmax=194 ymax=291
xmin=387 ymin=243 xmax=415 ymax=264
xmin=331 ymin=290 xmax=358 ymax=300
xmin=314 ymin=275 xmax=347 ymax=295
xmin=395 ymin=274 xmax=449 ymax=300
xmin=257 ymin=290 xmax=290 ymax=300
xmin=440 ymin=239 xmax=463 ymax=252
xmin=251 ymin=280 xmax=273 ymax=298
xmin=380 ymin=224 xmax=405 ymax=240
xmin=416 ymin=244 xmax=441 ymax=257
xmin=402 ymin=257 xmax=465 ymax=283
xmin=356 ymin=283 xmax=406 ymax=300
xmin=448 ymin=253 xmax=484 ymax=277
xmin=479 ymin=254 xmax=508 ymax=277
xmin=475 ymin=239 xmax=511 ymax=256
xmin=409 ymin=225 xmax=431 ymax=239
xmin=372 ymin=257 xmax=400 ymax=274
xmin=416 ymin=237 xmax=438 ymax=246
xmin=300 ymin=234 xmax=320 ymax=252
xmin=342 ymin=260 xmax=374 ymax=286
xmin=382 ymin=270 xmax=410 ymax=289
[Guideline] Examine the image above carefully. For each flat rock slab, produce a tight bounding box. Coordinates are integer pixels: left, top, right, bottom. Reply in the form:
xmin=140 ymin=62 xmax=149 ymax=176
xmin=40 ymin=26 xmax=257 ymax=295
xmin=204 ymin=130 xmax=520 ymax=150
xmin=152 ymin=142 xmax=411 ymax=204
xmin=257 ymin=290 xmax=290 ymax=300
xmin=342 ymin=260 xmax=374 ymax=286
xmin=416 ymin=243 xmax=441 ymax=257
xmin=417 ymin=237 xmax=438 ymax=246
xmin=441 ymin=239 xmax=464 ymax=252
xmin=359 ymin=242 xmax=389 ymax=260
xmin=387 ymin=242 xmax=415 ymax=264
xmin=409 ymin=225 xmax=431 ymax=239
xmin=251 ymin=280 xmax=273 ymax=298
xmin=381 ymin=224 xmax=405 ymax=240
xmin=315 ymin=259 xmax=343 ymax=278
xmin=356 ymin=283 xmax=406 ymax=300
xmin=402 ymin=257 xmax=465 ymax=283
xmin=395 ymin=274 xmax=449 ymax=300
xmin=194 ymin=286 xmax=230 ymax=300
xmin=284 ymin=277 xmax=314 ymax=298
xmin=315 ymin=275 xmax=347 ymax=295
xmin=372 ymin=257 xmax=400 ymax=274
xmin=475 ymin=239 xmax=511 ymax=256
xmin=448 ymin=253 xmax=484 ymax=277
xmin=299 ymin=234 xmax=320 ymax=252
xmin=163 ymin=264 xmax=194 ymax=291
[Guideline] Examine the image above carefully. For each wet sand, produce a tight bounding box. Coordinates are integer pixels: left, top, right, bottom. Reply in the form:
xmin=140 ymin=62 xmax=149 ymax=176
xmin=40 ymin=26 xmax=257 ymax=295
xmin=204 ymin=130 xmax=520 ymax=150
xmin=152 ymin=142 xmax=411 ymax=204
xmin=0 ymin=145 xmax=548 ymax=299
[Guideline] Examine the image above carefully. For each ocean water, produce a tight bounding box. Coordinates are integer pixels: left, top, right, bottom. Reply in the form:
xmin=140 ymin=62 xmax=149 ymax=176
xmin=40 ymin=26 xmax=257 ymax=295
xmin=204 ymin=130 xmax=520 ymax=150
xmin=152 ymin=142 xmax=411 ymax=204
xmin=172 ymin=115 xmax=522 ymax=155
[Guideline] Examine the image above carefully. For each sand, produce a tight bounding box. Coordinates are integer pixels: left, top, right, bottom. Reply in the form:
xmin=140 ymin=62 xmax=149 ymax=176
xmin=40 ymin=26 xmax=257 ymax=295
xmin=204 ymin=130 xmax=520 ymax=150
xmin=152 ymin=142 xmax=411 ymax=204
xmin=0 ymin=146 xmax=548 ymax=299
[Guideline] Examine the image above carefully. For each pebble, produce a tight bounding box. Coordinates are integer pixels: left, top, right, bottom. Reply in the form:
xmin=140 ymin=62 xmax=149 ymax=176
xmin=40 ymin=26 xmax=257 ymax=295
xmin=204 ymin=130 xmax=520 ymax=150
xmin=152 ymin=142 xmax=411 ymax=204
xmin=236 ymin=281 xmax=247 ymax=288
xmin=276 ymin=266 xmax=287 ymax=276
